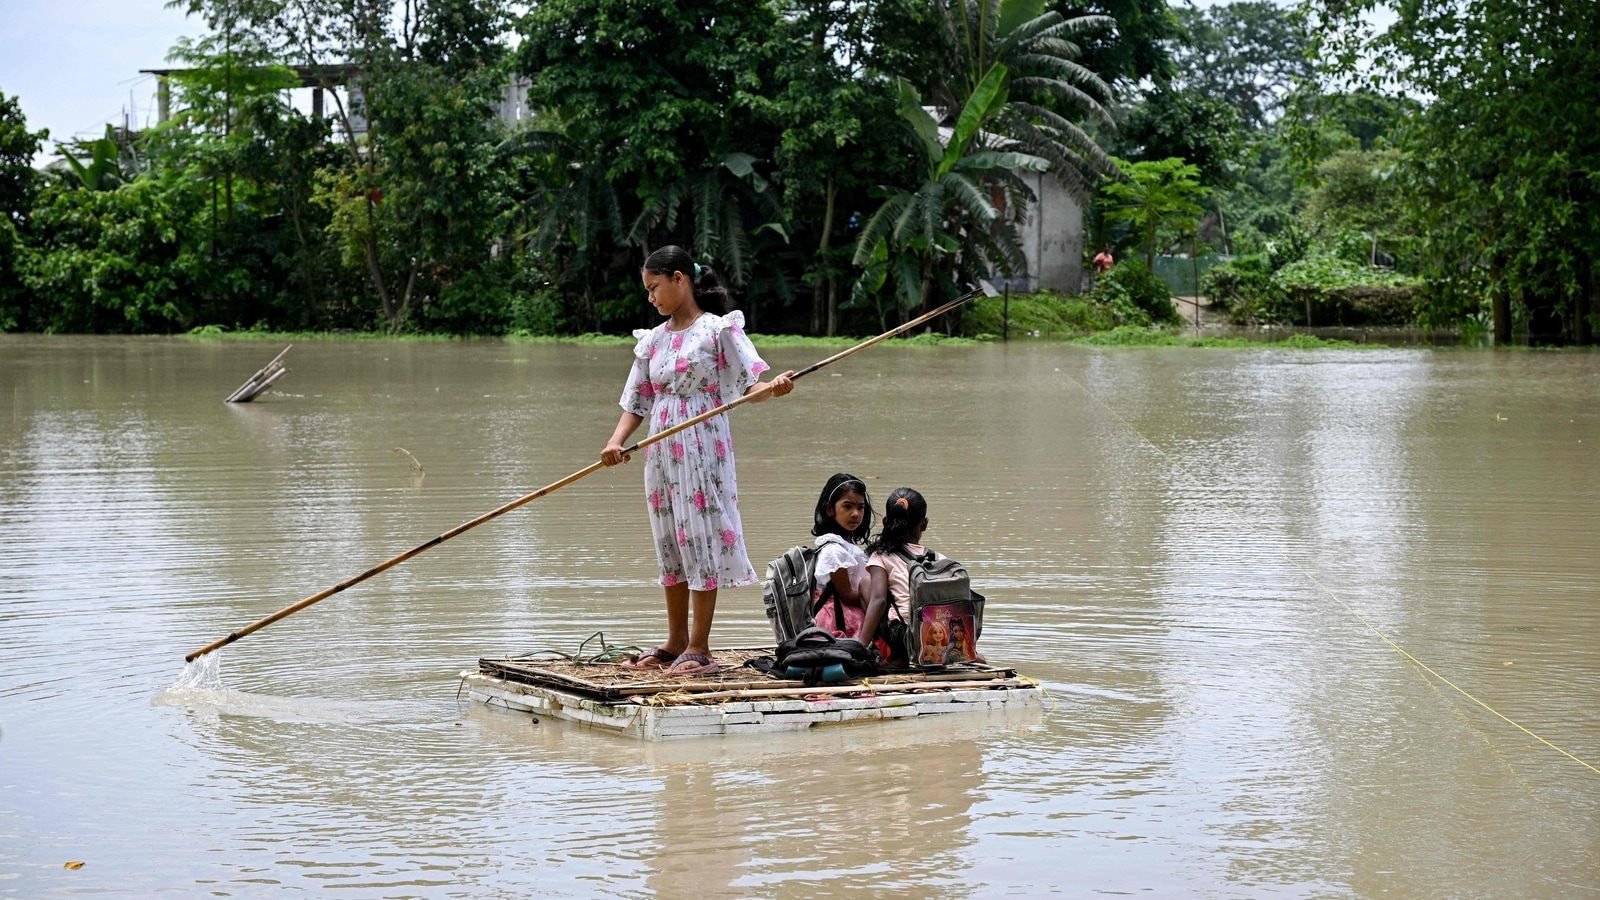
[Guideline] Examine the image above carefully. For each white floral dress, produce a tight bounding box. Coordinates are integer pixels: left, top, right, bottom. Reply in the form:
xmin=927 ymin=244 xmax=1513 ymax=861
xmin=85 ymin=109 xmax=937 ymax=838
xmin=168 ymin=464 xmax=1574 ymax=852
xmin=620 ymin=310 xmax=769 ymax=591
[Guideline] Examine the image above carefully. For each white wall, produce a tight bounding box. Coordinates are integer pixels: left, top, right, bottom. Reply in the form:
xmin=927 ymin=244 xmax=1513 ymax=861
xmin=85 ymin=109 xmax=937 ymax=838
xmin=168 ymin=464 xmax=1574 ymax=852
xmin=1015 ymin=171 xmax=1084 ymax=294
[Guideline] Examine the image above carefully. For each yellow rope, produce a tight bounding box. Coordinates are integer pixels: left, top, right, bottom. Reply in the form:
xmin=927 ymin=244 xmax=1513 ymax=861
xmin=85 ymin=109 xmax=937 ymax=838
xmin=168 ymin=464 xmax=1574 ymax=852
xmin=1016 ymin=674 xmax=1055 ymax=710
xmin=1060 ymin=367 xmax=1599 ymax=777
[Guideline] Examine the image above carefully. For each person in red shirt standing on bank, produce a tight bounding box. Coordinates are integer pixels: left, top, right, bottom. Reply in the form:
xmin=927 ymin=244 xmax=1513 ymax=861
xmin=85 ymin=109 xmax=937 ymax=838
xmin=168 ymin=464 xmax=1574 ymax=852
xmin=1093 ymin=243 xmax=1115 ymax=275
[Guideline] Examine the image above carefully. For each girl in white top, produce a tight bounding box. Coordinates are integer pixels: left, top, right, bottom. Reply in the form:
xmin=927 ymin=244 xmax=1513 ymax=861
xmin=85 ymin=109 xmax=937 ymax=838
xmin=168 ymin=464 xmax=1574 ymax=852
xmin=808 ymin=473 xmax=874 ymax=640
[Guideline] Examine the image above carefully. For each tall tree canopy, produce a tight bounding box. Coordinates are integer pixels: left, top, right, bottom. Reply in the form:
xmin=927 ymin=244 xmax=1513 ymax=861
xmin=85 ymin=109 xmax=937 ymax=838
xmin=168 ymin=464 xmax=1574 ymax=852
xmin=1310 ymin=0 xmax=1600 ymax=343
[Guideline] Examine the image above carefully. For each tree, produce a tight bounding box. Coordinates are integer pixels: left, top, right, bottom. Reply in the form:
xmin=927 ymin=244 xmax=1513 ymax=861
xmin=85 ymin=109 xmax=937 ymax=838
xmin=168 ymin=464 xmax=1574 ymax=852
xmin=1308 ymin=0 xmax=1600 ymax=344
xmin=1170 ymin=2 xmax=1312 ymax=130
xmin=0 ymin=90 xmax=48 ymax=331
xmin=852 ymin=66 xmax=1048 ymax=319
xmin=1098 ymin=156 xmax=1208 ymax=268
xmin=514 ymin=0 xmax=790 ymax=326
xmin=1064 ymin=0 xmax=1180 ymax=88
xmin=1302 ymin=147 xmax=1404 ymax=266
xmin=1114 ymin=84 xmax=1240 ymax=187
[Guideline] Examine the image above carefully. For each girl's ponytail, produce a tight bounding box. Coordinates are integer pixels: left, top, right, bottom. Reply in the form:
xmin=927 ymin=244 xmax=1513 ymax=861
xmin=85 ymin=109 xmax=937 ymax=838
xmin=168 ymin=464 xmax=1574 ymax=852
xmin=692 ymin=263 xmax=729 ymax=314
xmin=866 ymin=487 xmax=927 ymax=558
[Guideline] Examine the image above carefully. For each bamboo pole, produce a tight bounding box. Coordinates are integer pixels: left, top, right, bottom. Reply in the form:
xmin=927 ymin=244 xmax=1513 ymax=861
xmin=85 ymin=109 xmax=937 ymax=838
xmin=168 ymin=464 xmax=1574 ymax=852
xmin=225 ymin=344 xmax=293 ymax=403
xmin=186 ymin=283 xmax=997 ymax=662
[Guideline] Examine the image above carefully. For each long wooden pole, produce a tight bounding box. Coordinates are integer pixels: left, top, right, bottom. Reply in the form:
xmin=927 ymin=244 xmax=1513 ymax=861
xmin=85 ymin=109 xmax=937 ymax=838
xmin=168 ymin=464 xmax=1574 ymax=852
xmin=185 ymin=283 xmax=995 ymax=662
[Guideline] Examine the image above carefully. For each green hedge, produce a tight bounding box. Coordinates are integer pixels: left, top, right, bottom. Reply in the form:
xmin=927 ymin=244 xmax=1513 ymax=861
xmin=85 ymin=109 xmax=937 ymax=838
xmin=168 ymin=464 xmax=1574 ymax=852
xmin=1202 ymin=253 xmax=1420 ymax=326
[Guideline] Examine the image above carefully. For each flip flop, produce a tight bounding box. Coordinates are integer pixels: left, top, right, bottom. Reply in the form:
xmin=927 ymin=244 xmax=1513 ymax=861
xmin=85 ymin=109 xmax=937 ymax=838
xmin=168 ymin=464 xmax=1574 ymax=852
xmin=666 ymin=652 xmax=719 ymax=676
xmin=621 ymin=647 xmax=678 ymax=671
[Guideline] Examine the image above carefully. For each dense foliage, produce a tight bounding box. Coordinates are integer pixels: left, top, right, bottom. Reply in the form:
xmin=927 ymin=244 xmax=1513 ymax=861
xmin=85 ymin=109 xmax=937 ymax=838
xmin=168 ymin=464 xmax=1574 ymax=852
xmin=2 ymin=0 xmax=1594 ymax=343
xmin=0 ymin=0 xmax=1146 ymax=337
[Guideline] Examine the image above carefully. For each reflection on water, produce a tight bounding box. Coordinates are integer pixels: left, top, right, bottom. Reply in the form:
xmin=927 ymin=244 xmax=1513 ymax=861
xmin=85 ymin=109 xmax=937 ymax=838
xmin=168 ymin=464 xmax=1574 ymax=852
xmin=1 ymin=335 xmax=1597 ymax=896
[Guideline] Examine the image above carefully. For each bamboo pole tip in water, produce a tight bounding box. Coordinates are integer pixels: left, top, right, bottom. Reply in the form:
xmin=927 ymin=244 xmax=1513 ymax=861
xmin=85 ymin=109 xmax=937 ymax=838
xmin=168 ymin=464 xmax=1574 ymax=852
xmin=225 ymin=345 xmax=293 ymax=403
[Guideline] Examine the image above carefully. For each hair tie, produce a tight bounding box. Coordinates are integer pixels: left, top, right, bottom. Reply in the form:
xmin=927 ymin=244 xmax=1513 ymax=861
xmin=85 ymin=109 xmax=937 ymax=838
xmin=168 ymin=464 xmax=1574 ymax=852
xmin=693 ymin=262 xmax=702 ymax=279
xmin=894 ymin=497 xmax=910 ymax=510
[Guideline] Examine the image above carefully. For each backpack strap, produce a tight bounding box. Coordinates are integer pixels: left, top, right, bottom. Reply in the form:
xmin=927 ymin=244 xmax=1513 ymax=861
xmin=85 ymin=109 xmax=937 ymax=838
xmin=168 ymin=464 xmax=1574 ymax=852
xmin=809 ymin=579 xmax=838 ymax=614
xmin=893 ymin=547 xmax=937 ymax=567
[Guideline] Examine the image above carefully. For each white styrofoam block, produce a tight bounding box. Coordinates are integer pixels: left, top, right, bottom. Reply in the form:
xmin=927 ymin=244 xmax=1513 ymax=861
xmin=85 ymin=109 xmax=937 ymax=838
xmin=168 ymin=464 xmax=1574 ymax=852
xmin=726 ymin=722 xmax=812 ymax=734
xmin=752 ymin=700 xmax=809 ymax=713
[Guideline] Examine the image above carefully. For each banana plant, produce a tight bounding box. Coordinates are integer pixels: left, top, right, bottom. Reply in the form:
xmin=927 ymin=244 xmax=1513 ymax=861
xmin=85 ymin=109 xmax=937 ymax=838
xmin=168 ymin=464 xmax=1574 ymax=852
xmin=852 ymin=64 xmax=1046 ymax=319
xmin=61 ymin=126 xmax=135 ymax=191
xmin=932 ymin=0 xmax=1117 ymax=200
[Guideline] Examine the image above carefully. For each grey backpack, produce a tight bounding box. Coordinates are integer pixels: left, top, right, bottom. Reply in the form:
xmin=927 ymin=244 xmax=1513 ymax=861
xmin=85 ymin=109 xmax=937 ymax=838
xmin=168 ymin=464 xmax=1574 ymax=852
xmin=761 ymin=545 xmax=821 ymax=644
xmin=895 ymin=549 xmax=985 ymax=668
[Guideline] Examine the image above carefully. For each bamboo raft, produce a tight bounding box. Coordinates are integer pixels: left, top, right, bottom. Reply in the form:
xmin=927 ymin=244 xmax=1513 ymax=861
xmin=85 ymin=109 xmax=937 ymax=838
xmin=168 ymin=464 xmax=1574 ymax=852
xmin=463 ymin=649 xmax=1043 ymax=740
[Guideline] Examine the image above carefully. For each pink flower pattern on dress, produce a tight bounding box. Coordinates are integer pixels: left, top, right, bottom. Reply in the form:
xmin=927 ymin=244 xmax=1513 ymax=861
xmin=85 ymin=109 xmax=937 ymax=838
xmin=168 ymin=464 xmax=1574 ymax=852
xmin=620 ymin=311 xmax=766 ymax=592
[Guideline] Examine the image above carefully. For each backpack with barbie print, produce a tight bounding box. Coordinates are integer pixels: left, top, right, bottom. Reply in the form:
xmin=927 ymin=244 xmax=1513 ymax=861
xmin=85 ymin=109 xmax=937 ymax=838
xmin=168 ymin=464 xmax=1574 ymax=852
xmin=895 ymin=549 xmax=985 ymax=668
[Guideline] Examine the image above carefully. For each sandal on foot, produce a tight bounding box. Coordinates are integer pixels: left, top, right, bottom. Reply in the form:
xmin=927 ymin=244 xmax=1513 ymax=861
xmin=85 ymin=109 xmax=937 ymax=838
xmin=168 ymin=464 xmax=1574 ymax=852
xmin=622 ymin=647 xmax=678 ymax=671
xmin=666 ymin=652 xmax=719 ymax=676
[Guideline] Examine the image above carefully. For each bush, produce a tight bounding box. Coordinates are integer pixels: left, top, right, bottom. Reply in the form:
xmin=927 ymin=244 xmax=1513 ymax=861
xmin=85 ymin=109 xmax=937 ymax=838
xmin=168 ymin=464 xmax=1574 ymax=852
xmin=1201 ymin=254 xmax=1282 ymax=321
xmin=962 ymin=289 xmax=1115 ymax=337
xmin=1090 ymin=262 xmax=1178 ymax=326
xmin=1273 ymin=255 xmax=1420 ymax=326
xmin=1203 ymin=252 xmax=1421 ymax=326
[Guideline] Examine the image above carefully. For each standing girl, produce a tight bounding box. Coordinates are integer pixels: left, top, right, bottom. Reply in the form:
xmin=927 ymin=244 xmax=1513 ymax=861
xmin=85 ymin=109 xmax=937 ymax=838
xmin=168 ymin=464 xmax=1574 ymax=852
xmin=601 ymin=245 xmax=794 ymax=676
xmin=808 ymin=473 xmax=875 ymax=642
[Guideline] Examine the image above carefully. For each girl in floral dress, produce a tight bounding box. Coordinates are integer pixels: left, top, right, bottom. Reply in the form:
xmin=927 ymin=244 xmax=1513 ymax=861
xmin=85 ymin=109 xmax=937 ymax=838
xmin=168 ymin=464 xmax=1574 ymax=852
xmin=601 ymin=245 xmax=794 ymax=676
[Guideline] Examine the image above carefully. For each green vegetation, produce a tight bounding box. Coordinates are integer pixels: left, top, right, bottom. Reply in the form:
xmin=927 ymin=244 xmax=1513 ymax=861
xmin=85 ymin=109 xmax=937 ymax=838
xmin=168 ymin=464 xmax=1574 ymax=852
xmin=964 ymin=290 xmax=1114 ymax=336
xmin=0 ymin=0 xmax=1592 ymax=345
xmin=1069 ymin=325 xmax=1360 ymax=349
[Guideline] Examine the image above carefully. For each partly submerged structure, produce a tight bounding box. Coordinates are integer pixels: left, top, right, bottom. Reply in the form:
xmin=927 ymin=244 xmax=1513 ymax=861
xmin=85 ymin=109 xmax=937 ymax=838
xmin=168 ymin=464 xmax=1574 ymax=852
xmin=464 ymin=649 xmax=1042 ymax=741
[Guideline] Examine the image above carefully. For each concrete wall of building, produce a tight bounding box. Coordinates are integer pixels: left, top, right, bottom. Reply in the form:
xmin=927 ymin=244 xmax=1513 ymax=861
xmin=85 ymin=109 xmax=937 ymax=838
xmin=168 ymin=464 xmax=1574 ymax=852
xmin=1014 ymin=171 xmax=1084 ymax=294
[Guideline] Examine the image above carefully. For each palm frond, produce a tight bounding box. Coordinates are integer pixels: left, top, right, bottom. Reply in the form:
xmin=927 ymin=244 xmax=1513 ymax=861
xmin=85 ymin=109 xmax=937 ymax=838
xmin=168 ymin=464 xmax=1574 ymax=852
xmin=940 ymin=172 xmax=999 ymax=223
xmin=853 ymin=192 xmax=911 ymax=265
xmin=720 ymin=199 xmax=749 ymax=284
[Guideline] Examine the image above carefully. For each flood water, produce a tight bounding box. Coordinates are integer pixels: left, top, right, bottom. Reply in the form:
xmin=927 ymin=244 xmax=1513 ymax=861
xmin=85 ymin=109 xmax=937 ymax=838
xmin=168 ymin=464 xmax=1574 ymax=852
xmin=2 ymin=334 xmax=1597 ymax=897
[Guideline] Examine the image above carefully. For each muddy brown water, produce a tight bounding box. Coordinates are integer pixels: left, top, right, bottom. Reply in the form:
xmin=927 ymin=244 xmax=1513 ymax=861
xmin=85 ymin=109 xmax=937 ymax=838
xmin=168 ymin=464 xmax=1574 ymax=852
xmin=1 ymin=334 xmax=1597 ymax=896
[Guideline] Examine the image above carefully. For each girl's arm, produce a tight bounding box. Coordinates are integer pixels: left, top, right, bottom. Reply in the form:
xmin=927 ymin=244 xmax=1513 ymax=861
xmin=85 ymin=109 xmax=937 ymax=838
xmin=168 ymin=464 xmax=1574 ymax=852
xmin=601 ymin=412 xmax=645 ymax=466
xmin=826 ymin=565 xmax=866 ymax=604
xmin=744 ymin=370 xmax=795 ymax=403
xmin=857 ymin=565 xmax=890 ymax=649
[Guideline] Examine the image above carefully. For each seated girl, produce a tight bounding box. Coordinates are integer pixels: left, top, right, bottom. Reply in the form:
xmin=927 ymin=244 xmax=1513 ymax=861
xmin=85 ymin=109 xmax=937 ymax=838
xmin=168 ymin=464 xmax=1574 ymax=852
xmin=861 ymin=487 xmax=984 ymax=666
xmin=808 ymin=473 xmax=875 ymax=643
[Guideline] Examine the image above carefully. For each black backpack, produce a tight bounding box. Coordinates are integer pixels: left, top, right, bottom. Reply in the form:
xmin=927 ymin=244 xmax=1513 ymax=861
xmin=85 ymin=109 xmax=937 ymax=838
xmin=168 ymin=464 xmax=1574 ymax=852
xmin=770 ymin=627 xmax=879 ymax=686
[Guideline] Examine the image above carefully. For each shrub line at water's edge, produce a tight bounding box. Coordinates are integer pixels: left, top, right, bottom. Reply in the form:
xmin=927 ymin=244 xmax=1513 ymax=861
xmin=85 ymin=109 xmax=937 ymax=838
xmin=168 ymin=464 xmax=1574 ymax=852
xmin=166 ymin=324 xmax=1412 ymax=350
